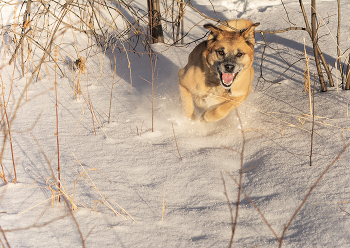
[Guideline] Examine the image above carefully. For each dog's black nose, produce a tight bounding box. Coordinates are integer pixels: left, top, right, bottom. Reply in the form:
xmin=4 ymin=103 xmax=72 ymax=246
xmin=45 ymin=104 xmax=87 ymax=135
xmin=224 ymin=64 xmax=235 ymax=73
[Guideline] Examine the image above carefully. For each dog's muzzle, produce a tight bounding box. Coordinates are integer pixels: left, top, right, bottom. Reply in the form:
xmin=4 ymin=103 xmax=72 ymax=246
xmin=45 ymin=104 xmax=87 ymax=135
xmin=218 ymin=64 xmax=239 ymax=90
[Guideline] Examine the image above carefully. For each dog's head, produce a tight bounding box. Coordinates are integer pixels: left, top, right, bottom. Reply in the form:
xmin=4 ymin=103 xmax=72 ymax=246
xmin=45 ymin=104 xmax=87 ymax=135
xmin=203 ymin=21 xmax=260 ymax=89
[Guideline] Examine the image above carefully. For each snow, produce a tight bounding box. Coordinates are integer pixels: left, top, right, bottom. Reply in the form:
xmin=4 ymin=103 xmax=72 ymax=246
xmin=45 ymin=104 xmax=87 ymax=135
xmin=1 ymin=0 xmax=350 ymax=247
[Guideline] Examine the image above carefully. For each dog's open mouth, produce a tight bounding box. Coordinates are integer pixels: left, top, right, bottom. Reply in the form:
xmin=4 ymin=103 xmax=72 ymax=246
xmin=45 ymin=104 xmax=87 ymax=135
xmin=220 ymin=72 xmax=239 ymax=89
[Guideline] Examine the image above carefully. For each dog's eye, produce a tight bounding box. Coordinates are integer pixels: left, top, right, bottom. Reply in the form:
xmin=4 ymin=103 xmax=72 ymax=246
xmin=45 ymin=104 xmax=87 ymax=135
xmin=236 ymin=52 xmax=243 ymax=57
xmin=217 ymin=50 xmax=225 ymax=56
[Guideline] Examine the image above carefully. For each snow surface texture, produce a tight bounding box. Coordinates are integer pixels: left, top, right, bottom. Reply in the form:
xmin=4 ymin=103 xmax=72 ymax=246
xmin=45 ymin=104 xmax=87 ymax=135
xmin=1 ymin=0 xmax=350 ymax=247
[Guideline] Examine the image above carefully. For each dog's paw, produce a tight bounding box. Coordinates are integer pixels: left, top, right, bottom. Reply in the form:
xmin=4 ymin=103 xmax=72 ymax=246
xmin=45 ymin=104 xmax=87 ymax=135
xmin=191 ymin=113 xmax=196 ymax=121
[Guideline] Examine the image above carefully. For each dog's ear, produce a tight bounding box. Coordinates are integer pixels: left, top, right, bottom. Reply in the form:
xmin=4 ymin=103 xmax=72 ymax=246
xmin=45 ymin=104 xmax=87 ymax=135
xmin=241 ymin=22 xmax=260 ymax=46
xmin=204 ymin=24 xmax=222 ymax=40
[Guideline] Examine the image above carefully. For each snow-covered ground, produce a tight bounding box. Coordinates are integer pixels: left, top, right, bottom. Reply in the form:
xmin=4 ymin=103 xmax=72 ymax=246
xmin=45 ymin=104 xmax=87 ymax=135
xmin=1 ymin=0 xmax=350 ymax=247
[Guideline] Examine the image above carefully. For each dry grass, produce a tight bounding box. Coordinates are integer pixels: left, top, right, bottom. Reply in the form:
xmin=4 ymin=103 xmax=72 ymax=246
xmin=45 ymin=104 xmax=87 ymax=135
xmin=0 ymin=0 xmax=152 ymax=245
xmin=1 ymin=0 xmax=350 ymax=247
xmin=0 ymin=0 xmax=155 ymax=181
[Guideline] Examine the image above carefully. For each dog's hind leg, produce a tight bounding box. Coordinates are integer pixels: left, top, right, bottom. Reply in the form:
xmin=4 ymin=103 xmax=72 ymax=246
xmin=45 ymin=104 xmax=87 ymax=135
xmin=200 ymin=94 xmax=247 ymax=123
xmin=179 ymin=84 xmax=195 ymax=120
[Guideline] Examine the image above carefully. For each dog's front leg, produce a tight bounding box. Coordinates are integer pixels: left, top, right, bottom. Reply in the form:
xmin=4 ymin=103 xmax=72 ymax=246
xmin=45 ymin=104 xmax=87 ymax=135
xmin=179 ymin=84 xmax=195 ymax=120
xmin=200 ymin=95 xmax=247 ymax=123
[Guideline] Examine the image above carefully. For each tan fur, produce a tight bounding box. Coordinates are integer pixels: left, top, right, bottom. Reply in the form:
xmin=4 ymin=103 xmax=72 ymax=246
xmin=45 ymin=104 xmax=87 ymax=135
xmin=178 ymin=19 xmax=259 ymax=123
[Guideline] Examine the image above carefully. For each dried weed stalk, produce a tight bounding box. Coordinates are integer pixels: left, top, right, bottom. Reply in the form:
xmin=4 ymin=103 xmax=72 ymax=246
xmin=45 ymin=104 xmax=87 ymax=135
xmin=54 ymin=46 xmax=61 ymax=200
xmin=223 ymin=112 xmax=350 ymax=247
xmin=255 ymin=0 xmax=350 ymax=91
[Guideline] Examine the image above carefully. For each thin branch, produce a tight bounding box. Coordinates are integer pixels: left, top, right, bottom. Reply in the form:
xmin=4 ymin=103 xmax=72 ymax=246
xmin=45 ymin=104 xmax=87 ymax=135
xmin=257 ymin=27 xmax=305 ymax=34
xmin=310 ymin=0 xmax=326 ymax=91
xmin=281 ymin=0 xmax=296 ymax=26
xmin=221 ymin=172 xmax=234 ymax=248
xmin=226 ymin=172 xmax=280 ymax=242
xmin=310 ymin=73 xmax=316 ymax=166
xmin=222 ymin=110 xmax=246 ymax=245
xmin=279 ymin=141 xmax=350 ymax=247
xmin=338 ymin=202 xmax=350 ymax=216
xmin=171 ymin=123 xmax=182 ymax=160
xmin=0 ymin=226 xmax=11 ymax=248
xmin=336 ymin=0 xmax=343 ymax=84
xmin=173 ymin=0 xmax=218 ymax=22
xmin=8 ymin=28 xmax=32 ymax=65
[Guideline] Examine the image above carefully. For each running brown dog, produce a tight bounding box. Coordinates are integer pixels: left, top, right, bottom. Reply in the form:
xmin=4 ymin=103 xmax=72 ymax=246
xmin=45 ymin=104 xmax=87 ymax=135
xmin=178 ymin=19 xmax=260 ymax=123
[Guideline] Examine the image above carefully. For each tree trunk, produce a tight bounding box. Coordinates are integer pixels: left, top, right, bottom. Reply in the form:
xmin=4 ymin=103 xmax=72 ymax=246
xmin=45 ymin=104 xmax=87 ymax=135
xmin=147 ymin=0 xmax=164 ymax=43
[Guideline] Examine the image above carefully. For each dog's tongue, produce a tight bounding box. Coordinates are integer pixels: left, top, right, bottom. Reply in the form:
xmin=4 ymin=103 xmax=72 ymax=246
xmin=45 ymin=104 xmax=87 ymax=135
xmin=222 ymin=73 xmax=234 ymax=85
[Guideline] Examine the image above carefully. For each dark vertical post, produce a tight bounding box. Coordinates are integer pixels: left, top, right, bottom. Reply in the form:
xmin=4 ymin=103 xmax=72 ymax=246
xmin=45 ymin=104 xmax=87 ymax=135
xmin=147 ymin=0 xmax=164 ymax=43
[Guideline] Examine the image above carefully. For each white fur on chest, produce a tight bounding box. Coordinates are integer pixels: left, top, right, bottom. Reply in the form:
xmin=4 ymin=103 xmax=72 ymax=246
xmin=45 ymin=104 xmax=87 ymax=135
xmin=193 ymin=85 xmax=227 ymax=109
xmin=193 ymin=86 xmax=248 ymax=110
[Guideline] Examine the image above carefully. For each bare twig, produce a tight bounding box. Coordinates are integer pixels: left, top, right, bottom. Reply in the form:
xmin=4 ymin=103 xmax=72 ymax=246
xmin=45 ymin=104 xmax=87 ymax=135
xmin=2 ymin=213 xmax=69 ymax=233
xmin=8 ymin=28 xmax=32 ymax=66
xmin=279 ymin=141 xmax=350 ymax=247
xmin=171 ymin=123 xmax=182 ymax=160
xmin=54 ymin=46 xmax=61 ymax=201
xmin=232 ymin=110 xmax=245 ymax=242
xmin=173 ymin=0 xmax=218 ymax=22
xmin=310 ymin=0 xmax=326 ymax=91
xmin=162 ymin=182 xmax=166 ymax=221
xmin=346 ymin=54 xmax=350 ymax=89
xmin=20 ymin=0 xmax=32 ymax=76
xmin=308 ymin=1 xmax=334 ymax=87
xmin=338 ymin=202 xmax=350 ymax=216
xmin=257 ymin=0 xmax=334 ymax=90
xmin=280 ymin=0 xmax=296 ymax=26
xmin=1 ymin=84 xmax=16 ymax=183
xmin=0 ymin=225 xmax=11 ymax=248
xmin=303 ymin=37 xmax=312 ymax=116
xmin=310 ymin=73 xmax=316 ymax=166
xmin=337 ymin=0 xmax=343 ymax=84
xmin=63 ymin=196 xmax=86 ymax=248
xmin=226 ymin=172 xmax=280 ymax=242
xmin=222 ymin=110 xmax=246 ymax=245
xmin=221 ymin=172 xmax=234 ymax=248
xmin=257 ymin=27 xmax=306 ymax=34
